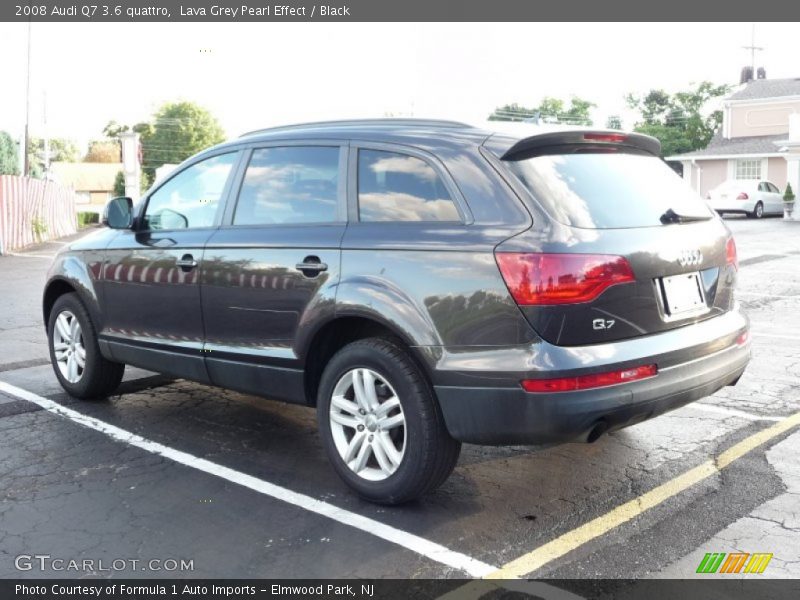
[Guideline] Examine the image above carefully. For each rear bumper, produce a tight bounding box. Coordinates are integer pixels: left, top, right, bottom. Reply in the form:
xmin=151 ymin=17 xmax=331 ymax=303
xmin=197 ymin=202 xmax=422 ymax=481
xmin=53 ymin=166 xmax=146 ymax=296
xmin=433 ymin=309 xmax=750 ymax=445
xmin=710 ymin=200 xmax=754 ymax=214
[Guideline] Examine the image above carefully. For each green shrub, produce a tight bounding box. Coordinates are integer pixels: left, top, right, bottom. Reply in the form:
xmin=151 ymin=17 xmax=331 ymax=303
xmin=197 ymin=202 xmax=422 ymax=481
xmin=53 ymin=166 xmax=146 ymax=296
xmin=77 ymin=212 xmax=100 ymax=228
xmin=784 ymin=182 xmax=795 ymax=202
xmin=32 ymin=217 xmax=47 ymax=240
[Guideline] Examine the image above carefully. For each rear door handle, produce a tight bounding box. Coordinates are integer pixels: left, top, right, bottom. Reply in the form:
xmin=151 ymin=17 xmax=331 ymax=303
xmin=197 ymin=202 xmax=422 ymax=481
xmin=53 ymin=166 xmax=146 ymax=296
xmin=176 ymin=254 xmax=198 ymax=270
xmin=295 ymin=256 xmax=328 ymax=277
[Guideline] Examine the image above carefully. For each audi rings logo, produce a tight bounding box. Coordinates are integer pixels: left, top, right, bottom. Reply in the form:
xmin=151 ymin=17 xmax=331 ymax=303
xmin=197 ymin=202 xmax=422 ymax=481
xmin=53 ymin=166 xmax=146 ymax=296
xmin=677 ymin=249 xmax=703 ymax=267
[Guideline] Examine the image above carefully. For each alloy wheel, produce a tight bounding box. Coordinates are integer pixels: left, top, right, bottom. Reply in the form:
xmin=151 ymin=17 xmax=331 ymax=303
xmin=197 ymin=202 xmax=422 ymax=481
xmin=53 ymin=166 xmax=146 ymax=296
xmin=329 ymin=368 xmax=406 ymax=481
xmin=52 ymin=310 xmax=85 ymax=383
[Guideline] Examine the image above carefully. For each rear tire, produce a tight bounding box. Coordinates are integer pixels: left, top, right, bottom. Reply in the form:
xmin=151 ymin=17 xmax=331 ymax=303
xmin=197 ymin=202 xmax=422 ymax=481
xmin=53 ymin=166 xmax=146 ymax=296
xmin=749 ymin=201 xmax=764 ymax=219
xmin=47 ymin=293 xmax=125 ymax=399
xmin=317 ymin=337 xmax=461 ymax=504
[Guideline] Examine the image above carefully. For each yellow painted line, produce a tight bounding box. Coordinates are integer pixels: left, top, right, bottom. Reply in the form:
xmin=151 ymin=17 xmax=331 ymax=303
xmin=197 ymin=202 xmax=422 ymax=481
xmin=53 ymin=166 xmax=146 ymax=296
xmin=481 ymin=410 xmax=800 ymax=581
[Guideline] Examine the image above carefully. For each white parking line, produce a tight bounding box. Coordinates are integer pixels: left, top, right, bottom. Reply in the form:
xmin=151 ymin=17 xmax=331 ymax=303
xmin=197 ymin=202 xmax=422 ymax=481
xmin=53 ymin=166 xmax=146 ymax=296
xmin=688 ymin=402 xmax=783 ymax=422
xmin=0 ymin=380 xmax=495 ymax=578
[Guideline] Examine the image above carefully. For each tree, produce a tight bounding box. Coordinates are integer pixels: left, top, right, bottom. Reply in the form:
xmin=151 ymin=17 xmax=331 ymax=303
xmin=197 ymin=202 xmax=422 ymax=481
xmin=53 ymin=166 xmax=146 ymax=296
xmin=103 ymin=121 xmax=129 ymax=139
xmin=139 ymin=101 xmax=225 ymax=179
xmin=605 ymin=115 xmax=622 ymax=130
xmin=626 ymin=82 xmax=730 ymax=157
xmin=488 ymin=102 xmax=538 ymax=122
xmin=103 ymin=120 xmax=152 ymax=139
xmin=26 ymin=137 xmax=80 ymax=177
xmin=561 ymin=97 xmax=595 ymax=126
xmin=489 ymin=96 xmax=595 ymax=125
xmin=85 ymin=140 xmax=121 ymax=163
xmin=113 ymin=171 xmax=125 ymax=197
xmin=103 ymin=101 xmax=224 ymax=183
xmin=0 ymin=131 xmax=20 ymax=175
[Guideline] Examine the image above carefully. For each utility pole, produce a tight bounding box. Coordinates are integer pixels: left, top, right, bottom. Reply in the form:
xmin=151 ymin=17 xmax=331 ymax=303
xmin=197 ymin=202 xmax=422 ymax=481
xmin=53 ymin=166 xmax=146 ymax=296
xmin=23 ymin=21 xmax=32 ymax=177
xmin=42 ymin=91 xmax=50 ymax=176
xmin=742 ymin=23 xmax=763 ymax=75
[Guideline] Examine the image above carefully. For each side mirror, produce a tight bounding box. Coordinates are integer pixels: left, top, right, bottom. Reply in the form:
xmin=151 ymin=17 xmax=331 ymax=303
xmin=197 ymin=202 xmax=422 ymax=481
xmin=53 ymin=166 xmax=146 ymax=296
xmin=103 ymin=197 xmax=133 ymax=229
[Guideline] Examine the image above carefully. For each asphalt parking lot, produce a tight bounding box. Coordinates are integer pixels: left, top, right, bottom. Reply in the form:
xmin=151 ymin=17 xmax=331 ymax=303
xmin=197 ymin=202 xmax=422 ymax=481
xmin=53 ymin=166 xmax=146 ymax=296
xmin=1 ymin=216 xmax=800 ymax=586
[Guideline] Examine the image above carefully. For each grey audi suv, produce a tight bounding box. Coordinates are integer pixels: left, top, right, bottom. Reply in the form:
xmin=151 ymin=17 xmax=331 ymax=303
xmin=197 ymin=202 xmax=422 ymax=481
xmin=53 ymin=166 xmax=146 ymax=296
xmin=43 ymin=119 xmax=750 ymax=504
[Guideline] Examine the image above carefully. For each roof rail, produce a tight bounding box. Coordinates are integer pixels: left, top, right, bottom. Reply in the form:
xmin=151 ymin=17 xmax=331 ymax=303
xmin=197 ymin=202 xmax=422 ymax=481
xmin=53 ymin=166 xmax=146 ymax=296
xmin=239 ymin=118 xmax=473 ymax=138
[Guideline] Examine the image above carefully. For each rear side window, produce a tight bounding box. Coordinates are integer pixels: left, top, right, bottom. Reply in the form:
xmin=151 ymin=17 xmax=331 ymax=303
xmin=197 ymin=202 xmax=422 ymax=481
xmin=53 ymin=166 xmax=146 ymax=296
xmin=505 ymin=153 xmax=712 ymax=229
xmin=357 ymin=149 xmax=460 ymax=222
xmin=234 ymin=146 xmax=339 ymax=225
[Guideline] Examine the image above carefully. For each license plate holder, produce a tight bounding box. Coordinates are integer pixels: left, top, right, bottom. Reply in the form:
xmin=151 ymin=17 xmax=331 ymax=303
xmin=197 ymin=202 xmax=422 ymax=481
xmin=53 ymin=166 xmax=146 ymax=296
xmin=660 ymin=272 xmax=706 ymax=317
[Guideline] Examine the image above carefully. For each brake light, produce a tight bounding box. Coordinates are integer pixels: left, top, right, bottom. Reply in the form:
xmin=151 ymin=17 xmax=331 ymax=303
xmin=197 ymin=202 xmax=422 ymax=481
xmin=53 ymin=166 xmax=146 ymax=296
xmin=726 ymin=237 xmax=738 ymax=270
xmin=736 ymin=192 xmax=749 ymax=200
xmin=583 ymin=133 xmax=628 ymax=143
xmin=735 ymin=330 xmax=749 ymax=346
xmin=521 ymin=364 xmax=658 ymax=393
xmin=495 ymin=253 xmax=635 ymax=305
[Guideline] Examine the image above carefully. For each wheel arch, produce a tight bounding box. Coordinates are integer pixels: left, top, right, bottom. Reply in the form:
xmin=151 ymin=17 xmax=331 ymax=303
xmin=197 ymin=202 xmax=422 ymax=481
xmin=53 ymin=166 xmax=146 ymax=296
xmin=43 ymin=278 xmax=80 ymax=327
xmin=301 ymin=314 xmax=438 ymax=407
xmin=43 ymin=274 xmax=102 ymax=332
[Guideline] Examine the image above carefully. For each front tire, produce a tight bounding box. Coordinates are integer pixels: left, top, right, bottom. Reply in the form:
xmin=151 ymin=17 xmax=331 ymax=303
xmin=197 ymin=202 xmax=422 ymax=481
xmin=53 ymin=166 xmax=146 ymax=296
xmin=317 ymin=337 xmax=461 ymax=504
xmin=47 ymin=293 xmax=124 ymax=399
xmin=750 ymin=201 xmax=764 ymax=219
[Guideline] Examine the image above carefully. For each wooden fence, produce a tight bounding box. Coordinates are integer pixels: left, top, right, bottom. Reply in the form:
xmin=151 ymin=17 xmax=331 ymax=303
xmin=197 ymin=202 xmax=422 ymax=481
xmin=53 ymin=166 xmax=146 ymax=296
xmin=0 ymin=176 xmax=78 ymax=255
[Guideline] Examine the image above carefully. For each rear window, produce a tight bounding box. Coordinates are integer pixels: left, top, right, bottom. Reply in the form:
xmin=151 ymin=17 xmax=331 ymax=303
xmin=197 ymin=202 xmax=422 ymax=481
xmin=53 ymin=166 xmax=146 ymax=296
xmin=505 ymin=153 xmax=713 ymax=229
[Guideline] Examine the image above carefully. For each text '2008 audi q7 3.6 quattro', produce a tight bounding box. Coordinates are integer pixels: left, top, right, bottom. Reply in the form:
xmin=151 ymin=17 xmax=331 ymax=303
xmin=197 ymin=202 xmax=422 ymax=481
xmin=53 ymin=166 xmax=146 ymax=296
xmin=44 ymin=119 xmax=750 ymax=504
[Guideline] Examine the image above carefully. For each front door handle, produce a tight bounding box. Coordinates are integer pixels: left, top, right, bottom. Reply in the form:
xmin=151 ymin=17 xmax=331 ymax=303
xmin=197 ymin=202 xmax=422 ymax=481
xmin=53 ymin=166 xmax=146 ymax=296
xmin=176 ymin=254 xmax=198 ymax=270
xmin=295 ymin=256 xmax=328 ymax=277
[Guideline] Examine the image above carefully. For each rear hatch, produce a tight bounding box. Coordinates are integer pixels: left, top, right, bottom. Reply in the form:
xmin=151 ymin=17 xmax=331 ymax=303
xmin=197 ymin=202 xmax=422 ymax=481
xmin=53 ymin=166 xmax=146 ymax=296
xmin=488 ymin=130 xmax=738 ymax=346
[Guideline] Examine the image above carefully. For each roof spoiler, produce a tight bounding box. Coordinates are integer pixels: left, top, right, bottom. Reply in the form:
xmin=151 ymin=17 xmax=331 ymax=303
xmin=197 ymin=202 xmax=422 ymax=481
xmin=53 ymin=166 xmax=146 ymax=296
xmin=499 ymin=130 xmax=661 ymax=160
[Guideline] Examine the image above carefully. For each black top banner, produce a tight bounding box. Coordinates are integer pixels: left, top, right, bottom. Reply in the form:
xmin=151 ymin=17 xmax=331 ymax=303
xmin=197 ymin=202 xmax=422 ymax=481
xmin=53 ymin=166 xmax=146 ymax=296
xmin=4 ymin=0 xmax=800 ymax=22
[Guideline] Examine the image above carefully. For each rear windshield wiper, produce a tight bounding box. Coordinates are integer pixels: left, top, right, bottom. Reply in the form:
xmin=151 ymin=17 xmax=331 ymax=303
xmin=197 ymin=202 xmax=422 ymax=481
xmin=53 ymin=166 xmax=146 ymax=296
xmin=659 ymin=208 xmax=711 ymax=225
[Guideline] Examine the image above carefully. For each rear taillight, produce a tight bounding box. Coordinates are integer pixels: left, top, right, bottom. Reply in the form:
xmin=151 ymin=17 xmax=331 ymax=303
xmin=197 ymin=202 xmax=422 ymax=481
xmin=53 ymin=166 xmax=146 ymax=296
xmin=726 ymin=237 xmax=738 ymax=270
xmin=583 ymin=133 xmax=628 ymax=143
xmin=495 ymin=253 xmax=635 ymax=305
xmin=736 ymin=192 xmax=749 ymax=200
xmin=735 ymin=330 xmax=749 ymax=346
xmin=521 ymin=364 xmax=658 ymax=393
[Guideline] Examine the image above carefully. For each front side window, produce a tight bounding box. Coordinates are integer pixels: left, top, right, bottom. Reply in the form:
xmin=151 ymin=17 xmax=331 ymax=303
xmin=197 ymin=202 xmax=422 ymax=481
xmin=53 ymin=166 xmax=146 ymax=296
xmin=735 ymin=159 xmax=761 ymax=180
xmin=233 ymin=146 xmax=340 ymax=225
xmin=143 ymin=153 xmax=237 ymax=230
xmin=357 ymin=149 xmax=460 ymax=222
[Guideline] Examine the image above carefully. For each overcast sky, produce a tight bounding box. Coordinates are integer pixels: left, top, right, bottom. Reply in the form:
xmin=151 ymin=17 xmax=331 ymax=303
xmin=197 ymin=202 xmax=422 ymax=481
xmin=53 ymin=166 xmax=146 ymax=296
xmin=1 ymin=22 xmax=797 ymax=147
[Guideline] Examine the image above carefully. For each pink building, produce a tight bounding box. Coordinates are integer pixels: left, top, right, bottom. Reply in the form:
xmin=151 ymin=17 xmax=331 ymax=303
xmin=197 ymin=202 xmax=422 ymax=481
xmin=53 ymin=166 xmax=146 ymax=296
xmin=668 ymin=77 xmax=800 ymax=198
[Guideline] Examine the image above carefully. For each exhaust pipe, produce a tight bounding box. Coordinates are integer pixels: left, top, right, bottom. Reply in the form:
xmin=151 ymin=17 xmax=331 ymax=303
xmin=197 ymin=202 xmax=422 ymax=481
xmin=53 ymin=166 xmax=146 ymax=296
xmin=587 ymin=420 xmax=609 ymax=443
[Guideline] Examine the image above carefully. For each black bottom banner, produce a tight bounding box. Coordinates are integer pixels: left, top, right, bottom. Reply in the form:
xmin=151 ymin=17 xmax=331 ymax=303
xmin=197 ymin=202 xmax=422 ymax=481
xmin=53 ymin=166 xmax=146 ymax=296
xmin=3 ymin=579 xmax=800 ymax=600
